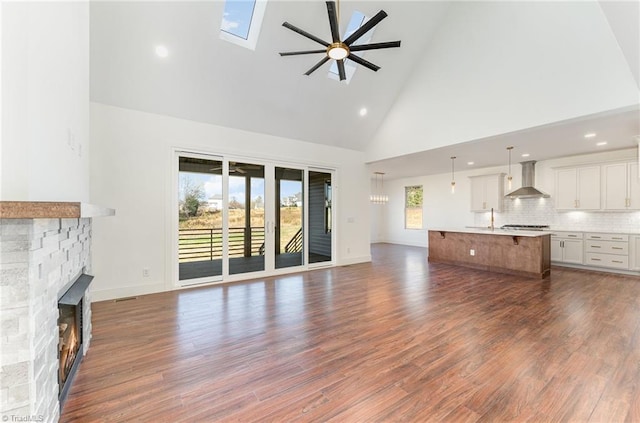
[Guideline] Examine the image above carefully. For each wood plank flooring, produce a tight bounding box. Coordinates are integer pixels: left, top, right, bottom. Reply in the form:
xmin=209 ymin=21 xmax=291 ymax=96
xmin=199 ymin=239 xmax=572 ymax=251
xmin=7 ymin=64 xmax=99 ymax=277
xmin=61 ymin=243 xmax=640 ymax=422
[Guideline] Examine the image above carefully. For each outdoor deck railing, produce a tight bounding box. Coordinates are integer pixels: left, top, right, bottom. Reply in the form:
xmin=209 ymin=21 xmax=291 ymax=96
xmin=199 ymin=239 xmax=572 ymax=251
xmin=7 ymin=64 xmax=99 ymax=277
xmin=285 ymin=228 xmax=303 ymax=253
xmin=178 ymin=227 xmax=265 ymax=262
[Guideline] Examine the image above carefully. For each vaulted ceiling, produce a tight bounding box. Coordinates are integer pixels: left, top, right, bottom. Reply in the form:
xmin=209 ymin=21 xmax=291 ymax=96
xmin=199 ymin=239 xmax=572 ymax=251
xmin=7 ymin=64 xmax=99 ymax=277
xmin=90 ymin=1 xmax=640 ymax=179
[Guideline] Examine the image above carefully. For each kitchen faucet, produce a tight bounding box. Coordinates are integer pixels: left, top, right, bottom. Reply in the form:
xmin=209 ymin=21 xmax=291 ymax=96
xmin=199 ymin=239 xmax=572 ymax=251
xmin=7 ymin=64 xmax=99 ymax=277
xmin=489 ymin=207 xmax=494 ymax=230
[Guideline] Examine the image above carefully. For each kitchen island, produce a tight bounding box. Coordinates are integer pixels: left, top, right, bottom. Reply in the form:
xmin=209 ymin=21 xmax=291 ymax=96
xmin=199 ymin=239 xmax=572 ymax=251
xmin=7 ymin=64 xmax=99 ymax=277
xmin=428 ymin=228 xmax=551 ymax=279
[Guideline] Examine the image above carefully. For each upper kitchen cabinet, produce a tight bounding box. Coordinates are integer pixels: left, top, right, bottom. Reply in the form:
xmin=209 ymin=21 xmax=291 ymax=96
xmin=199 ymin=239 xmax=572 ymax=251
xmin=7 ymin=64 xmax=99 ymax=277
xmin=555 ymin=166 xmax=601 ymax=210
xmin=602 ymin=161 xmax=640 ymax=210
xmin=469 ymin=173 xmax=505 ymax=212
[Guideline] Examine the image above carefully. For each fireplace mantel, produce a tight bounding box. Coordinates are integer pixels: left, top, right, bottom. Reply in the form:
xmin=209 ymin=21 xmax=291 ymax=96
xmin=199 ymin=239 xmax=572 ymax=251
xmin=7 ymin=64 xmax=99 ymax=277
xmin=0 ymin=201 xmax=115 ymax=219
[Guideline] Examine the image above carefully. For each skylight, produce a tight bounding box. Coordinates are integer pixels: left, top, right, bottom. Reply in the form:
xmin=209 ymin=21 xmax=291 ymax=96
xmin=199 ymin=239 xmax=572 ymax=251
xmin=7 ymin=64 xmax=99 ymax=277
xmin=328 ymin=10 xmax=375 ymax=83
xmin=221 ymin=0 xmax=255 ymax=40
xmin=219 ymin=0 xmax=267 ymax=50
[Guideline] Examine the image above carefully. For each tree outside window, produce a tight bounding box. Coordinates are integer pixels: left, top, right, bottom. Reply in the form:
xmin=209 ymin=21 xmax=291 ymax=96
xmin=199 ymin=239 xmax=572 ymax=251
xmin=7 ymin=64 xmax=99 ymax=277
xmin=405 ymin=186 xmax=423 ymax=229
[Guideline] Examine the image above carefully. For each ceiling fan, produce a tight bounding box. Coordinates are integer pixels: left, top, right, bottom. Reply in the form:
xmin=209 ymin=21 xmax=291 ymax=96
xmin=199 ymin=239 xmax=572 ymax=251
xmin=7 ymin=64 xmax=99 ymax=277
xmin=209 ymin=162 xmax=246 ymax=174
xmin=279 ymin=1 xmax=401 ymax=81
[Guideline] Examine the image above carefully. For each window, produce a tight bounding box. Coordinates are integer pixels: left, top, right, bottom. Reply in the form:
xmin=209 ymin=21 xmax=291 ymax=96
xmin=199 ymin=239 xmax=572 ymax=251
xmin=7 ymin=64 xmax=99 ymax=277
xmin=219 ymin=0 xmax=268 ymax=50
xmin=405 ymin=186 xmax=423 ymax=229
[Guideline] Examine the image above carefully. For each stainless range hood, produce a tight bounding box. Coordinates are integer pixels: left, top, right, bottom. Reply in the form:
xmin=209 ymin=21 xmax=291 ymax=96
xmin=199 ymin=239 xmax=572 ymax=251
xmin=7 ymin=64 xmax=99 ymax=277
xmin=505 ymin=161 xmax=550 ymax=199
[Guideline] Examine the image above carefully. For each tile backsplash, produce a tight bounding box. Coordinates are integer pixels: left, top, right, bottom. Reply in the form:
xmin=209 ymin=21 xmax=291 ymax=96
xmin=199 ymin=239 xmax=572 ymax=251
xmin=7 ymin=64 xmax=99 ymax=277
xmin=474 ymin=198 xmax=640 ymax=233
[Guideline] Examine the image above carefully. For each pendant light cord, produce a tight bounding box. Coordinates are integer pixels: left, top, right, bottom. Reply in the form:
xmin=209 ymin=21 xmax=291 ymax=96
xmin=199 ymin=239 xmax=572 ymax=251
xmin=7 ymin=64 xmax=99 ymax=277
xmin=450 ymin=156 xmax=456 ymax=182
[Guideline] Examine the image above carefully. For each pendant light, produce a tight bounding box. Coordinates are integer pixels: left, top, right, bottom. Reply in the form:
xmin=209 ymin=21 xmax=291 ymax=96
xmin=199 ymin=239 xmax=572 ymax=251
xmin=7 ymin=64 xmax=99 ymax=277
xmin=370 ymin=172 xmax=389 ymax=204
xmin=450 ymin=156 xmax=456 ymax=194
xmin=506 ymin=146 xmax=514 ymax=190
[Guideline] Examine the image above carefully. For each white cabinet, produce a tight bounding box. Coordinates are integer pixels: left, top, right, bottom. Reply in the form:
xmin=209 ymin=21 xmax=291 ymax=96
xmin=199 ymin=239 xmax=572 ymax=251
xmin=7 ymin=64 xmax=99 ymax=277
xmin=555 ymin=166 xmax=601 ymax=210
xmin=469 ymin=173 xmax=505 ymax=212
xmin=551 ymin=232 xmax=583 ymax=264
xmin=602 ymin=162 xmax=640 ymax=210
xmin=630 ymin=235 xmax=640 ymax=271
xmin=584 ymin=233 xmax=629 ymax=270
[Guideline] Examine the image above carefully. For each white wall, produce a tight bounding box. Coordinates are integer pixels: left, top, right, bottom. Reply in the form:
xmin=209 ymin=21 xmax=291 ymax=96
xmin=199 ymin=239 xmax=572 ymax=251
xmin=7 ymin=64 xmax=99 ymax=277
xmin=367 ymin=1 xmax=639 ymax=162
xmin=374 ymin=148 xmax=640 ymax=247
xmin=1 ymin=2 xmax=90 ymax=201
xmin=90 ymin=103 xmax=371 ymax=300
xmin=374 ymin=170 xmax=477 ymax=247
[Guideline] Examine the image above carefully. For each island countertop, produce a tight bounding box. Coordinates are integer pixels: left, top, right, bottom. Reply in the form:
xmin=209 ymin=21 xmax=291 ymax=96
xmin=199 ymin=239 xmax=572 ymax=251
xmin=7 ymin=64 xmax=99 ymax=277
xmin=428 ymin=229 xmax=551 ymax=279
xmin=429 ymin=227 xmax=552 ymax=237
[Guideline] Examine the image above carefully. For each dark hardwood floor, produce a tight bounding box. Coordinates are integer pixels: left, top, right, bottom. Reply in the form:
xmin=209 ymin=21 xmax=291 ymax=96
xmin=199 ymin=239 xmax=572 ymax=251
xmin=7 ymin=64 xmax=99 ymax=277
xmin=61 ymin=243 xmax=640 ymax=422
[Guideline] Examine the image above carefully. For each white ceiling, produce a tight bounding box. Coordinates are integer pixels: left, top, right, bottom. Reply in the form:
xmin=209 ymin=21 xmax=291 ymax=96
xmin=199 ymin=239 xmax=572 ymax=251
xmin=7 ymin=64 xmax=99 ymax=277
xmin=368 ymin=105 xmax=640 ymax=179
xmin=90 ymin=1 xmax=640 ymax=179
xmin=90 ymin=1 xmax=451 ymax=150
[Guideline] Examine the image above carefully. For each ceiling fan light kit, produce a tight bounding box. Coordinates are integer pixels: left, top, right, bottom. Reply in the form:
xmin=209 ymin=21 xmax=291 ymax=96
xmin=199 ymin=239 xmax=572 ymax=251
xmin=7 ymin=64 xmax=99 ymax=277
xmin=279 ymin=1 xmax=401 ymax=81
xmin=327 ymin=42 xmax=349 ymax=60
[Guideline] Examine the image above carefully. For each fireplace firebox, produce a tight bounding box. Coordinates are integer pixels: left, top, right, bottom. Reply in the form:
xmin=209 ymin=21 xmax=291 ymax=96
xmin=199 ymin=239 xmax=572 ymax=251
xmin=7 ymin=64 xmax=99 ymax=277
xmin=58 ymin=274 xmax=93 ymax=407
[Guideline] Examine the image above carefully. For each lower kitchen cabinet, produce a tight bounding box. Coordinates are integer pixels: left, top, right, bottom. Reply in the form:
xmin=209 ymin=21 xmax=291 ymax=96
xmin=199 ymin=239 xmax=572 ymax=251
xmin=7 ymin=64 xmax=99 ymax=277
xmin=551 ymin=231 xmax=639 ymax=273
xmin=551 ymin=232 xmax=583 ymax=264
xmin=584 ymin=233 xmax=629 ymax=270
xmin=630 ymin=236 xmax=640 ymax=271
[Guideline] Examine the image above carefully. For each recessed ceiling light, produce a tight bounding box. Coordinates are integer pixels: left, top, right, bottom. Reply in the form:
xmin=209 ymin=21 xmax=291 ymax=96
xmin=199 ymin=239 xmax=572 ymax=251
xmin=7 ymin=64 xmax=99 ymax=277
xmin=584 ymin=132 xmax=597 ymax=139
xmin=359 ymin=108 xmax=368 ymax=117
xmin=596 ymin=141 xmax=608 ymax=146
xmin=521 ymin=153 xmax=530 ymax=157
xmin=155 ymin=45 xmax=169 ymax=58
xmin=467 ymin=161 xmax=474 ymax=165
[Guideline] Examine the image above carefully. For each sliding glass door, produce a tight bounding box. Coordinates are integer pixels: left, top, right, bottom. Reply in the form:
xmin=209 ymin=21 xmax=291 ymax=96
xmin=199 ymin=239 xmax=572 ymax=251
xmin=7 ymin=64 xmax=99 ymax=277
xmin=176 ymin=152 xmax=334 ymax=285
xmin=227 ymin=162 xmax=265 ymax=275
xmin=275 ymin=167 xmax=304 ymax=269
xmin=308 ymin=170 xmax=333 ymax=265
xmin=178 ymin=155 xmax=224 ymax=282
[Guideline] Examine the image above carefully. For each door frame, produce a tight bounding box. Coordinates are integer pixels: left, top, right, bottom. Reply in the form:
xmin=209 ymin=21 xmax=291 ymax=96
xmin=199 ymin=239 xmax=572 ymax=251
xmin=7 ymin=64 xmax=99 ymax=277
xmin=170 ymin=148 xmax=337 ymax=289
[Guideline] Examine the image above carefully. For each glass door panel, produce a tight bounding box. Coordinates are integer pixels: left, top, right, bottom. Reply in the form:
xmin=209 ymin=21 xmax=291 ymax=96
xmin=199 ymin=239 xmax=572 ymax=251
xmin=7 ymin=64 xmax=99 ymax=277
xmin=228 ymin=162 xmax=265 ymax=275
xmin=275 ymin=167 xmax=304 ymax=269
xmin=178 ymin=156 xmax=223 ymax=282
xmin=308 ymin=171 xmax=333 ymax=264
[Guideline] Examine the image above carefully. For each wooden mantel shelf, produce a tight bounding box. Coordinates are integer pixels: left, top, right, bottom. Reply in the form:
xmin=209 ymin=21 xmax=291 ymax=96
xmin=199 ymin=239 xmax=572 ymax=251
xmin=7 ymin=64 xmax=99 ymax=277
xmin=0 ymin=201 xmax=115 ymax=219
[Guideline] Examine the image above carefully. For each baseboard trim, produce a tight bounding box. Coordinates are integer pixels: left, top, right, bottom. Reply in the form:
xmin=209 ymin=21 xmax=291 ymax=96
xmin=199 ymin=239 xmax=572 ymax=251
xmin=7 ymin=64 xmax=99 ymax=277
xmin=339 ymin=255 xmax=371 ymax=266
xmin=374 ymin=240 xmax=428 ymax=248
xmin=91 ymin=282 xmax=165 ymax=302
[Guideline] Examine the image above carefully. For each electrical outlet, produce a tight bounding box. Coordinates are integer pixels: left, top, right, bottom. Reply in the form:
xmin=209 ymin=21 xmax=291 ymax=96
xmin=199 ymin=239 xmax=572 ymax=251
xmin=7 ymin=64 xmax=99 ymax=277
xmin=347 ymin=247 xmax=351 ymax=254
xmin=470 ymin=249 xmax=475 ymax=256
xmin=143 ymin=268 xmax=150 ymax=278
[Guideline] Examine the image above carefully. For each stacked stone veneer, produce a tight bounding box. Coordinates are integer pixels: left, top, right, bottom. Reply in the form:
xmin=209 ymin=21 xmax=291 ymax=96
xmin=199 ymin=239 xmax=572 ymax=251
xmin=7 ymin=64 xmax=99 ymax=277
xmin=1 ymin=218 xmax=92 ymax=422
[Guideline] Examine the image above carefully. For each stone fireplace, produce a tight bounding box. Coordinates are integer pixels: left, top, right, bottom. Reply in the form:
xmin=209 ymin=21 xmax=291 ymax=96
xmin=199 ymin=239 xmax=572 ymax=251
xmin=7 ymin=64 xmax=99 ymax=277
xmin=57 ymin=274 xmax=93 ymax=407
xmin=0 ymin=202 xmax=113 ymax=422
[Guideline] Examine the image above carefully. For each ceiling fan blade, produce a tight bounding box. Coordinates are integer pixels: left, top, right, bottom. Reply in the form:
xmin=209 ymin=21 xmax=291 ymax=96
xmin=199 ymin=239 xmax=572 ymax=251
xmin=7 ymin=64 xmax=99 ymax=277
xmin=343 ymin=10 xmax=388 ymax=46
xmin=304 ymin=56 xmax=331 ymax=76
xmin=279 ymin=49 xmax=327 ymax=56
xmin=346 ymin=54 xmax=380 ymax=72
xmin=282 ymin=22 xmax=330 ymax=47
xmin=349 ymin=41 xmax=401 ymax=52
xmin=337 ymin=59 xmax=346 ymax=81
xmin=326 ymin=1 xmax=341 ymax=43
